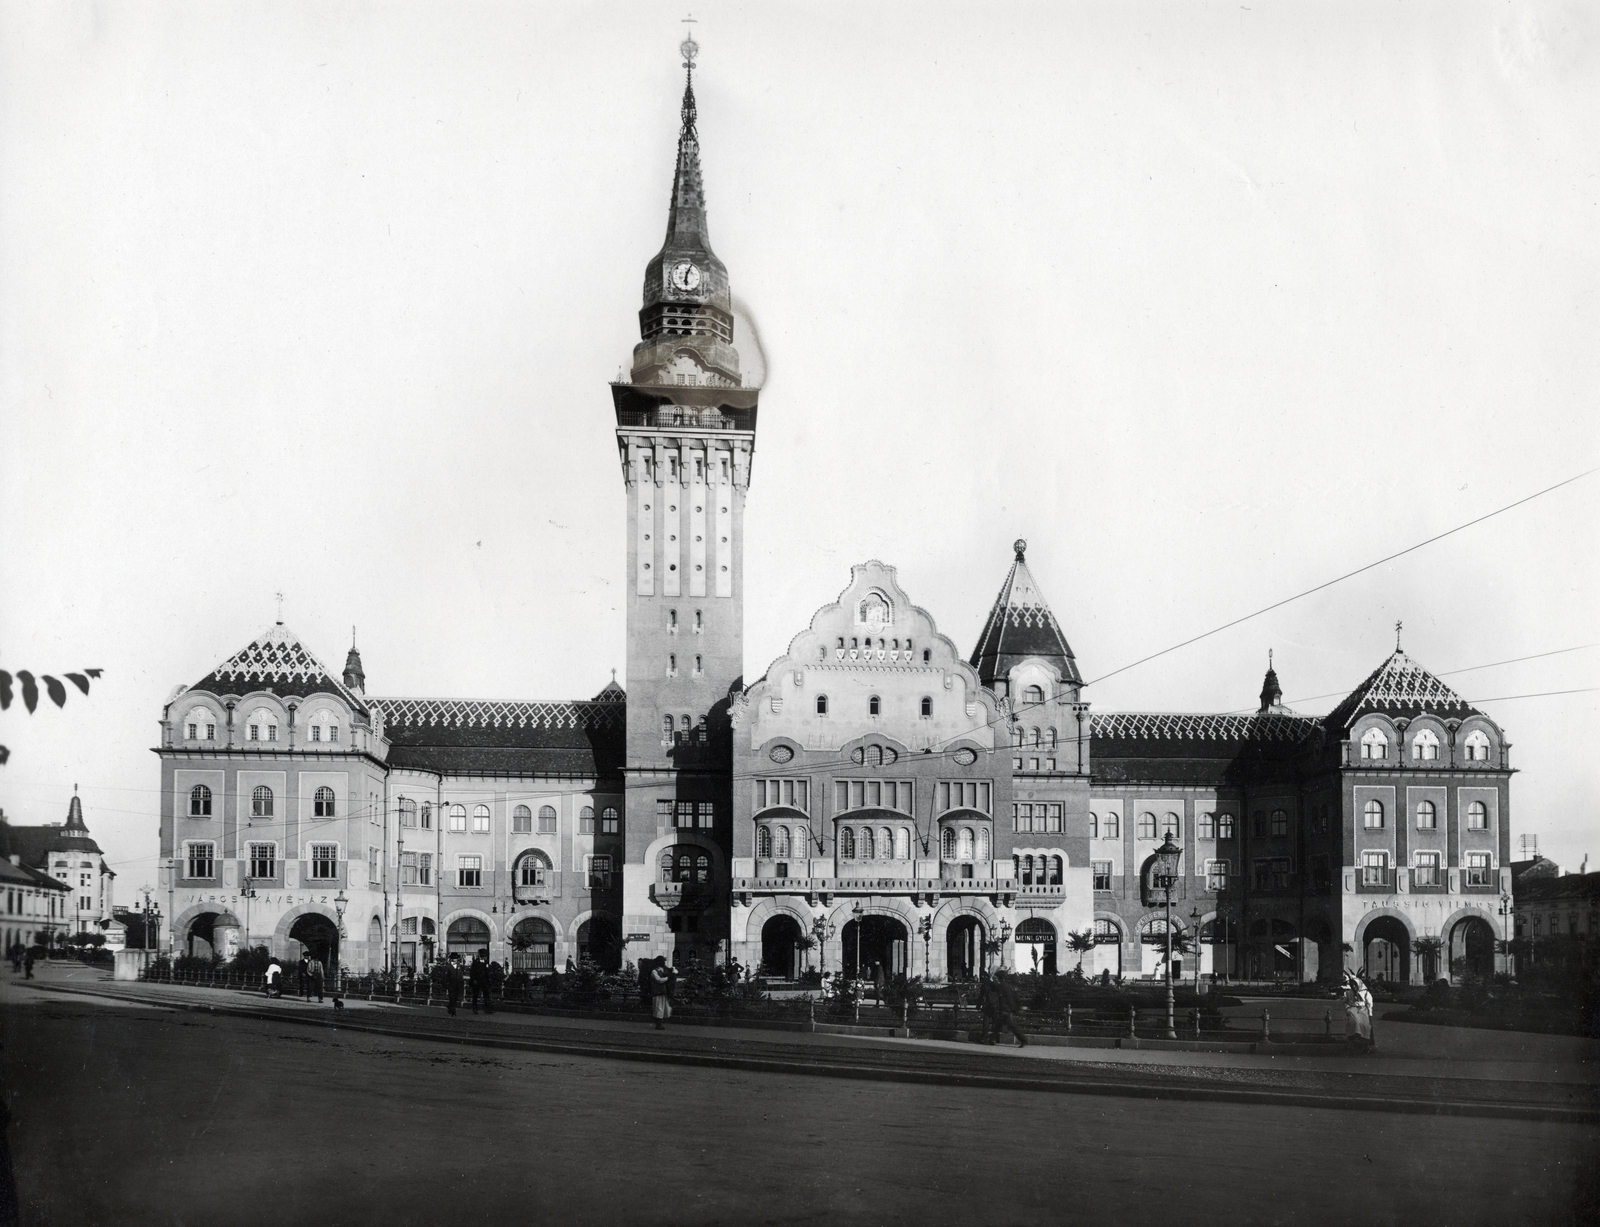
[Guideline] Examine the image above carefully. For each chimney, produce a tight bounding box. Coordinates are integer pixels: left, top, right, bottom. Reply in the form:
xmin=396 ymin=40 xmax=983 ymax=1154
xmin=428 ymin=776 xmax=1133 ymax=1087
xmin=8 ymin=855 xmax=18 ymax=867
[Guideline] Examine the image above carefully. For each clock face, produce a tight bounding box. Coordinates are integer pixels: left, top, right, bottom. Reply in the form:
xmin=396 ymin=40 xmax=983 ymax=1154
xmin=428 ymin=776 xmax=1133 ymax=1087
xmin=670 ymin=260 xmax=702 ymax=292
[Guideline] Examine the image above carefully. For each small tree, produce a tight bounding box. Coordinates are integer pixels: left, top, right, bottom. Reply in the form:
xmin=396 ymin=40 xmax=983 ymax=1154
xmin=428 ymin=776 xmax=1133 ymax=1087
xmin=1066 ymin=929 xmax=1097 ymax=972
xmin=1412 ymin=935 xmax=1445 ymax=982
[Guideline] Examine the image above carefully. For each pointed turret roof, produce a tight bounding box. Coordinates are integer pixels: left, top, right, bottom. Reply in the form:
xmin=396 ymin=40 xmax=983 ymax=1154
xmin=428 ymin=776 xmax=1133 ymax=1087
xmin=191 ymin=623 xmax=368 ymax=715
xmin=64 ymin=789 xmax=88 ymax=834
xmin=970 ymin=540 xmax=1083 ymax=690
xmin=1323 ymin=649 xmax=1478 ymax=731
xmin=1257 ymin=651 xmax=1294 ymax=715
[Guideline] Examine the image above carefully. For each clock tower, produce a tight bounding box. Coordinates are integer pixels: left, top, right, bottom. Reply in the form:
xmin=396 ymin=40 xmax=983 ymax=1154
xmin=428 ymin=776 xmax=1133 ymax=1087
xmin=613 ymin=32 xmax=757 ymax=963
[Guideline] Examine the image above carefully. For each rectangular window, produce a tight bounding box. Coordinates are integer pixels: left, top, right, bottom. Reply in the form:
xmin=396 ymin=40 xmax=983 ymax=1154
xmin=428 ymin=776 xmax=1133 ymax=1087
xmin=1465 ymin=852 xmax=1491 ymax=886
xmin=697 ymin=802 xmax=714 ymax=829
xmin=418 ymin=853 xmax=432 ymax=886
xmin=1271 ymin=858 xmax=1291 ymax=890
xmin=850 ymin=780 xmax=864 ymax=810
xmin=676 ymin=801 xmax=694 ymax=829
xmin=1092 ymin=861 xmax=1113 ymax=891
xmin=1414 ymin=852 xmax=1442 ymax=887
xmin=1362 ymin=851 xmax=1387 ymax=886
xmin=588 ymin=855 xmax=612 ymax=890
xmin=1270 ymin=811 xmax=1288 ymax=837
xmin=205 ymin=722 xmax=215 ymax=740
xmin=457 ymin=855 xmax=482 ymax=888
xmin=658 ymin=799 xmax=673 ymax=823
xmin=186 ymin=842 xmax=216 ymax=879
xmin=601 ymin=809 xmax=619 ymax=835
xmin=309 ymin=844 xmax=338 ymax=881
xmin=420 ymin=805 xmax=432 ymax=830
xmin=248 ymin=843 xmax=276 ymax=880
xmin=248 ymin=725 xmax=259 ymax=742
xmin=400 ymin=851 xmax=418 ymax=885
xmin=310 ymin=726 xmax=322 ymax=742
xmin=1206 ymin=859 xmax=1229 ymax=891
xmin=186 ymin=723 xmax=197 ymax=739
xmin=266 ymin=724 xmax=277 ymax=742
xmin=368 ymin=847 xmax=381 ymax=885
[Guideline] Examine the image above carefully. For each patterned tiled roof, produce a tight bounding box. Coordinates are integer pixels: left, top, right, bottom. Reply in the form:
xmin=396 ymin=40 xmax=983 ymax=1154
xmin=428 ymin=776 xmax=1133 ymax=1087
xmin=192 ymin=624 xmax=367 ymax=715
xmin=970 ymin=541 xmax=1083 ymax=689
xmin=372 ymin=698 xmax=626 ymax=732
xmin=1092 ymin=712 xmax=1321 ymax=744
xmin=1323 ymin=650 xmax=1479 ymax=731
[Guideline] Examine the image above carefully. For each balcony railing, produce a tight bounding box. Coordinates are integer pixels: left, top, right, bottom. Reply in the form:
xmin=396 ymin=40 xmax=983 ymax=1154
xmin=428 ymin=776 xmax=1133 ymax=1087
xmin=729 ymin=875 xmax=1061 ymax=905
xmin=617 ymin=409 xmax=748 ymax=432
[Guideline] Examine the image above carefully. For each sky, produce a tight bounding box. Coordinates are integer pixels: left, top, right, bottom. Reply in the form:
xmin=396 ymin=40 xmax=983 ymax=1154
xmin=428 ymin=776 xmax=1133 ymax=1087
xmin=2 ymin=1 xmax=1596 ymax=891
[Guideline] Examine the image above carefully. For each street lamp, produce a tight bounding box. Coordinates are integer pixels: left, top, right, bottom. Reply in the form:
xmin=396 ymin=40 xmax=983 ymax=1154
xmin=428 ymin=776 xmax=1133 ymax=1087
xmin=333 ymin=890 xmax=349 ymax=984
xmin=1146 ymin=831 xmax=1182 ymax=1040
xmin=811 ymin=913 xmax=836 ymax=975
xmin=1498 ymin=893 xmax=1515 ymax=977
xmin=240 ymin=877 xmax=258 ymax=953
xmin=997 ymin=917 xmax=1013 ymax=971
xmin=918 ymin=914 xmax=932 ymax=980
xmin=1190 ymin=906 xmax=1202 ymax=991
xmin=851 ymin=900 xmax=864 ymax=980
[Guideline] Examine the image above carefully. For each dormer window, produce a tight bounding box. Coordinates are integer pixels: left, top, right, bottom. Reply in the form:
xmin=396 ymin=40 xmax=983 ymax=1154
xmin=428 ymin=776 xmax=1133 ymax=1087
xmin=1359 ymin=728 xmax=1388 ymax=760
xmin=1022 ymin=685 xmax=1044 ymax=706
xmin=1412 ymin=729 xmax=1440 ymax=761
xmin=1464 ymin=730 xmax=1491 ymax=762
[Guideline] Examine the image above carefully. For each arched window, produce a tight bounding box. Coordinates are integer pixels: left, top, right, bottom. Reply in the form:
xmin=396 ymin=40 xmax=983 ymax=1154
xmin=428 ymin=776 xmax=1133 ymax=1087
xmin=512 ymin=805 xmax=533 ymax=834
xmin=398 ymin=798 xmax=417 ymax=828
xmin=659 ymin=852 xmax=674 ymax=883
xmin=602 ymin=806 xmax=619 ymax=833
xmin=940 ymin=827 xmax=956 ymax=860
xmin=1166 ymin=813 xmax=1183 ymax=839
xmin=920 ymin=696 xmax=932 ymax=718
xmin=868 ymin=695 xmax=881 ymax=717
xmin=579 ymin=806 xmax=595 ymax=834
xmin=958 ymin=827 xmax=975 ymax=860
xmin=538 ymin=805 xmax=557 ymax=834
xmin=1216 ymin=813 xmax=1234 ymax=840
xmin=977 ymin=828 xmax=990 ymax=861
xmin=448 ymin=804 xmax=467 ymax=832
xmin=1018 ymin=855 xmax=1033 ymax=885
xmin=1022 ymin=685 xmax=1044 ymax=705
xmin=1415 ymin=800 xmax=1437 ymax=830
xmin=251 ymin=785 xmax=273 ymax=818
xmin=189 ymin=784 xmax=212 ymax=817
xmin=841 ymin=827 xmax=856 ymax=859
xmin=1464 ymin=730 xmax=1491 ymax=762
xmin=420 ymin=803 xmax=433 ymax=830
xmin=1413 ymin=729 xmax=1440 ymax=761
xmin=816 ymin=695 xmax=829 ymax=716
xmin=894 ymin=827 xmax=910 ymax=859
xmin=695 ymin=854 xmax=709 ymax=882
xmin=1012 ymin=727 xmax=1024 ymax=747
xmin=472 ymin=804 xmax=492 ymax=833
xmin=679 ymin=714 xmax=691 ymax=732
xmin=1049 ymin=855 xmax=1063 ymax=885
xmin=879 ymin=827 xmax=893 ymax=861
xmin=1138 ymin=813 xmax=1157 ymax=840
xmin=662 ymin=715 xmax=674 ymax=740
xmin=1049 ymin=728 xmax=1058 ymax=748
xmin=1090 ymin=812 xmax=1099 ymax=838
xmin=861 ymin=827 xmax=875 ymax=859
xmin=922 ymin=649 xmax=931 ymax=663
xmin=775 ymin=825 xmax=791 ymax=858
xmin=314 ymin=786 xmax=336 ymax=818
xmin=1198 ymin=812 xmax=1216 ymax=840
xmin=1360 ymin=728 xmax=1388 ymax=760
xmin=756 ymin=826 xmax=772 ymax=858
xmin=1466 ymin=800 xmax=1488 ymax=830
xmin=1363 ymin=799 xmax=1384 ymax=829
xmin=516 ymin=849 xmax=551 ymax=887
xmin=1093 ymin=918 xmax=1120 ymax=944
xmin=1031 ymin=728 xmax=1042 ymax=748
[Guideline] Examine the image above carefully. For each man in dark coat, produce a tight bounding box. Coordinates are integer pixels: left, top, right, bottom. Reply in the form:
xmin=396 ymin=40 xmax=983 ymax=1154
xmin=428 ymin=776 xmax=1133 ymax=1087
xmin=468 ymin=951 xmax=492 ymax=1014
xmin=22 ymin=949 xmax=34 ymax=981
xmin=446 ymin=955 xmax=465 ymax=1016
xmin=989 ymin=967 xmax=1028 ymax=1047
xmin=298 ymin=954 xmax=311 ymax=1000
xmin=306 ymin=955 xmax=325 ymax=1003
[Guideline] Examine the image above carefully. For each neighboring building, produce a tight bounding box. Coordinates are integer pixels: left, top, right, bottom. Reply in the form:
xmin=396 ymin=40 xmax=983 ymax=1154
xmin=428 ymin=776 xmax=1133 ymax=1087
xmin=0 ymin=791 xmax=115 ymax=936
xmin=1513 ymin=866 xmax=1600 ymax=965
xmin=0 ymin=855 xmax=70 ymax=951
xmin=152 ymin=40 xmax=1518 ymax=986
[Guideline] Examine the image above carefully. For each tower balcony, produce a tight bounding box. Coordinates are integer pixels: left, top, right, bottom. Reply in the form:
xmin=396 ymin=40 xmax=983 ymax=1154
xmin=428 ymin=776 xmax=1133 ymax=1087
xmin=729 ymin=875 xmax=1063 ymax=909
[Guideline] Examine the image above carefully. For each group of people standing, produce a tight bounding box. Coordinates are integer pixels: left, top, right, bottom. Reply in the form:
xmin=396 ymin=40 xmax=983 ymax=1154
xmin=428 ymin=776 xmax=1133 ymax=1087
xmin=7 ymin=945 xmax=36 ymax=980
xmin=442 ymin=951 xmax=503 ymax=1016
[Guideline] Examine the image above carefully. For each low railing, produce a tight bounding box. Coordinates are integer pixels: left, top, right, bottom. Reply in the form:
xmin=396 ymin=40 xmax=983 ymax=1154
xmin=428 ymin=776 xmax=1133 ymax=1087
xmin=616 ymin=409 xmax=747 ymax=432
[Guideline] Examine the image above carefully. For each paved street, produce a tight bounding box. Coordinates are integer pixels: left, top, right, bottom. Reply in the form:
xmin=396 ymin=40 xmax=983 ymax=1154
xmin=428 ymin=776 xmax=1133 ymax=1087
xmin=2 ymin=977 xmax=1595 ymax=1226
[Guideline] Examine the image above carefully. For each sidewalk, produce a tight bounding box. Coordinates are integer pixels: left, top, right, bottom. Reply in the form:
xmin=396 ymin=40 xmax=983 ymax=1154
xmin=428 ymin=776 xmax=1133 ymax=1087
xmin=12 ymin=964 xmax=1595 ymax=1120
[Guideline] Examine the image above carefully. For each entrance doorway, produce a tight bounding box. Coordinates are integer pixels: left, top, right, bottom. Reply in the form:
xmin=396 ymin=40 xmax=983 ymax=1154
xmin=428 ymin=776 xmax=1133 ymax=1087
xmin=446 ymin=917 xmax=490 ymax=961
xmin=761 ymin=915 xmax=804 ymax=980
xmin=1451 ymin=916 xmax=1495 ymax=979
xmin=510 ymin=917 xmax=556 ymax=975
xmin=184 ymin=910 xmax=239 ymax=959
xmin=288 ymin=913 xmax=339 ymax=974
xmin=842 ymin=915 xmax=908 ymax=979
xmin=576 ymin=915 xmax=622 ymax=971
xmin=1363 ymin=916 xmax=1410 ymax=985
xmin=1015 ymin=918 xmax=1057 ymax=975
xmin=945 ymin=915 xmax=985 ymax=981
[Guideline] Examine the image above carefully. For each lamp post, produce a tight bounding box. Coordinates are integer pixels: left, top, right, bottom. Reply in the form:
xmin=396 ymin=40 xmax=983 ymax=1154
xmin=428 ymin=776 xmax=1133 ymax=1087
xmin=997 ymin=917 xmax=1013 ymax=972
xmin=851 ymin=900 xmax=864 ymax=980
xmin=240 ymin=877 xmax=258 ymax=953
xmin=1498 ymin=892 xmax=1515 ymax=977
xmin=1150 ymin=831 xmax=1182 ymax=1040
xmin=811 ymin=913 xmax=836 ymax=975
xmin=918 ymin=914 xmax=932 ymax=980
xmin=1190 ymin=906 xmax=1202 ymax=991
xmin=333 ymin=889 xmax=349 ymax=987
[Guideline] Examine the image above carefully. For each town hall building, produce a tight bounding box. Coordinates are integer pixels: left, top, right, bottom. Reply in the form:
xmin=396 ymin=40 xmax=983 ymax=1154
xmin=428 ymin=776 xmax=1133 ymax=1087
xmin=153 ymin=38 xmax=1515 ymax=989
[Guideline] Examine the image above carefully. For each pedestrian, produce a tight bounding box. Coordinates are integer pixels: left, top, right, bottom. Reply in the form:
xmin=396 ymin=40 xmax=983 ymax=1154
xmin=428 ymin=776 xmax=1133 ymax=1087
xmin=989 ymin=968 xmax=1028 ymax=1047
xmin=9 ymin=944 xmax=20 ymax=974
xmin=298 ymin=953 xmax=311 ymax=1001
xmin=264 ymin=958 xmax=282 ymax=998
xmin=306 ymin=954 xmax=325 ymax=1003
xmin=488 ymin=958 xmax=505 ymax=1006
xmin=23 ymin=948 xmax=35 ymax=980
xmin=446 ymin=954 xmax=465 ymax=1017
xmin=1343 ymin=970 xmax=1375 ymax=1052
xmin=468 ymin=951 xmax=492 ymax=1014
xmin=648 ymin=959 xmax=672 ymax=1030
xmin=975 ymin=969 xmax=997 ymax=1043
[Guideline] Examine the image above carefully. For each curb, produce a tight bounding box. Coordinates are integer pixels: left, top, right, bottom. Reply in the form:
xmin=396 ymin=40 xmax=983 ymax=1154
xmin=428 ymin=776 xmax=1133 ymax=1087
xmin=27 ymin=983 xmax=1597 ymax=1125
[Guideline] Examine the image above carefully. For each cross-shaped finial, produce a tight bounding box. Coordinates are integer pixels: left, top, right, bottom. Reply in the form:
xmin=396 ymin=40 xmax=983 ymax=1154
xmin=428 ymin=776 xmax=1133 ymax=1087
xmin=1395 ymin=620 xmax=1403 ymax=651
xmin=1268 ymin=648 xmax=1273 ymax=668
xmin=680 ymin=13 xmax=699 ymax=68
xmin=275 ymin=591 xmax=284 ymax=623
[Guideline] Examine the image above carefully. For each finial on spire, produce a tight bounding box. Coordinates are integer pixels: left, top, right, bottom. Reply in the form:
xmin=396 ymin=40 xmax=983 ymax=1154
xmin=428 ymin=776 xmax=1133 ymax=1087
xmin=680 ymin=13 xmax=699 ymax=69
xmin=1268 ymin=648 xmax=1273 ymax=668
xmin=352 ymin=624 xmax=357 ymax=649
xmin=611 ymin=667 xmax=618 ymax=682
xmin=1013 ymin=538 xmax=1027 ymax=562
xmin=1395 ymin=620 xmax=1403 ymax=652
xmin=275 ymin=591 xmax=284 ymax=624
xmin=678 ymin=16 xmax=699 ymax=140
